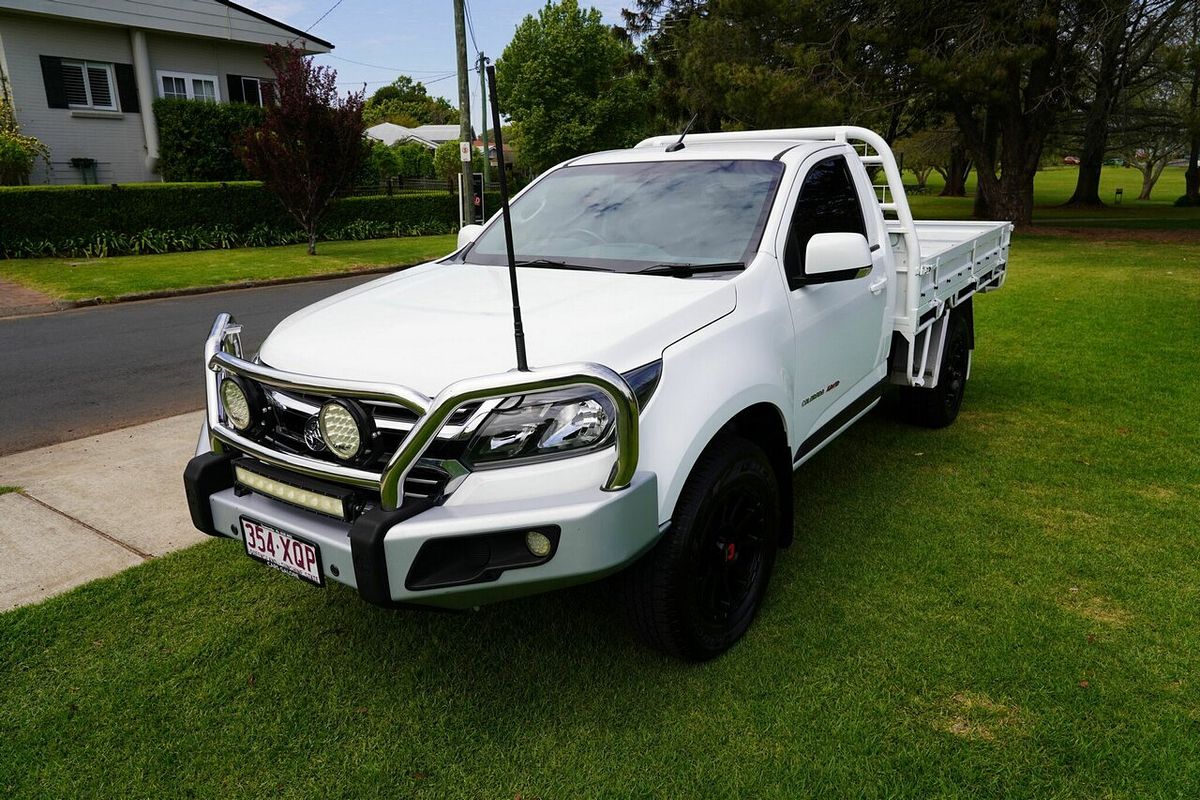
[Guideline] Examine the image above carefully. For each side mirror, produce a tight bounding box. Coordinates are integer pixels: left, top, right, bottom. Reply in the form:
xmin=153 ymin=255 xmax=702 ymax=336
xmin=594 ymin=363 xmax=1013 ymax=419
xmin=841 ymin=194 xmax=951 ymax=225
xmin=803 ymin=232 xmax=871 ymax=281
xmin=457 ymin=223 xmax=484 ymax=250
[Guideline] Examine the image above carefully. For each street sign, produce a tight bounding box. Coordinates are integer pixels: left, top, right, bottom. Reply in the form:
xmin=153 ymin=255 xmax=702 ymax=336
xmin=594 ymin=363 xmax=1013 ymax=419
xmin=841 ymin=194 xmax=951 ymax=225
xmin=460 ymin=141 xmax=471 ymax=162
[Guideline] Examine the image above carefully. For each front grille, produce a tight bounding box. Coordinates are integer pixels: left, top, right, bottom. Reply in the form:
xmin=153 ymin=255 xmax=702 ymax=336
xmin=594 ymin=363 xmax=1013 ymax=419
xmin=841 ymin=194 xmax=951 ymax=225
xmin=238 ymin=384 xmax=476 ymax=506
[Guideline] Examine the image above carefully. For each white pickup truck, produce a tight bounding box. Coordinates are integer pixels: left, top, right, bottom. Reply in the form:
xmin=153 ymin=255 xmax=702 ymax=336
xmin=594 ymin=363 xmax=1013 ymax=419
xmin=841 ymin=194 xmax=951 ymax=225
xmin=184 ymin=126 xmax=1010 ymax=660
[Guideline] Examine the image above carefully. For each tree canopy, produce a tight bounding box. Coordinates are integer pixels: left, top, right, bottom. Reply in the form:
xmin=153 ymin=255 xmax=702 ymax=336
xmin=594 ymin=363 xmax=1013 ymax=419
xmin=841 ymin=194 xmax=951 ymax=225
xmin=497 ymin=0 xmax=651 ymax=172
xmin=364 ymin=75 xmax=458 ymax=127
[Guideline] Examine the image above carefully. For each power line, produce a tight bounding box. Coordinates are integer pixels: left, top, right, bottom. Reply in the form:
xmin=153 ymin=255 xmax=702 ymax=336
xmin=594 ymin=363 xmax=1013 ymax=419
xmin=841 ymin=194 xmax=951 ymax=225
xmin=306 ymin=0 xmax=346 ymax=32
xmin=464 ymin=0 xmax=481 ymax=55
xmin=324 ymin=54 xmax=455 ymax=74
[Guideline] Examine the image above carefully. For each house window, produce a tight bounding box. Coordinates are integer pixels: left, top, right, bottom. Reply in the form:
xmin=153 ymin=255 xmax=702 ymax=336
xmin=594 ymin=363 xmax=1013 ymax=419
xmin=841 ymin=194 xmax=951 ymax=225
xmin=241 ymin=76 xmax=264 ymax=106
xmin=62 ymin=61 xmax=117 ymax=111
xmin=157 ymin=71 xmax=220 ymax=102
xmin=226 ymin=74 xmax=275 ymax=106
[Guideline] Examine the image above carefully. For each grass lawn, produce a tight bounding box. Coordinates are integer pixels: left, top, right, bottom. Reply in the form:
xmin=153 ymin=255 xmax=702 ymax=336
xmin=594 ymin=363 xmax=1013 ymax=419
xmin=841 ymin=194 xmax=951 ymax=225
xmin=909 ymin=165 xmax=1200 ymax=230
xmin=0 ymin=235 xmax=457 ymax=302
xmin=2 ymin=232 xmax=1198 ymax=798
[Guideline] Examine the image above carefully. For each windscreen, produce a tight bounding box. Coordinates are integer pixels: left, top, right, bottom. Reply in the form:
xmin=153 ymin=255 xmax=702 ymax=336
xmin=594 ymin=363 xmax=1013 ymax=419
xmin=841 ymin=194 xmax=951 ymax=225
xmin=463 ymin=160 xmax=784 ymax=273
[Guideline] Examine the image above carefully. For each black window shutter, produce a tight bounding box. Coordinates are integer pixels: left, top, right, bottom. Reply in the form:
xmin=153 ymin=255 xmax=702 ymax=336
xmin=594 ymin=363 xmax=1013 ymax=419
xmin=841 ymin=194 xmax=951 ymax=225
xmin=39 ymin=55 xmax=68 ymax=108
xmin=226 ymin=74 xmax=244 ymax=103
xmin=114 ymin=64 xmax=139 ymax=113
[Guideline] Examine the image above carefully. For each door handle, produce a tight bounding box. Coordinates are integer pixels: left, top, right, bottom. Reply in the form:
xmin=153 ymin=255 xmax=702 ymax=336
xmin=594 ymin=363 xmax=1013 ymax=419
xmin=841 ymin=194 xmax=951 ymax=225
xmin=869 ymin=277 xmax=888 ymax=295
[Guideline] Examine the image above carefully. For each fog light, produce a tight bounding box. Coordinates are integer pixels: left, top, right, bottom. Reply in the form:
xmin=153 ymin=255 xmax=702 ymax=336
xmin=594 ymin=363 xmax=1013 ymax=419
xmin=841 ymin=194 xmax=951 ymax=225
xmin=525 ymin=531 xmax=553 ymax=558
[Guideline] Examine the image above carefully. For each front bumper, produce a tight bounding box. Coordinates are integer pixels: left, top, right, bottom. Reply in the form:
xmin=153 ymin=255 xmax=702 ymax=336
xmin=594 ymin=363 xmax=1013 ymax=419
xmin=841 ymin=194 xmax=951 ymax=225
xmin=185 ymin=451 xmax=660 ymax=609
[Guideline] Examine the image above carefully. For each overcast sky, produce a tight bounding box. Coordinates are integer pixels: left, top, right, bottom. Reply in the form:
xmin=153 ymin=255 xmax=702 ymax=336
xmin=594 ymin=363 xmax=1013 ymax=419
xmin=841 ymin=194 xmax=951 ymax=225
xmin=240 ymin=0 xmax=629 ymax=112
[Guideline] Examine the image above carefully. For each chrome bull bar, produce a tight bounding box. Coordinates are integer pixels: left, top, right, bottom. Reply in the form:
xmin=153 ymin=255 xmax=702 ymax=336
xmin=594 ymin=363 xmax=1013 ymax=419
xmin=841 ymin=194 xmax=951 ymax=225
xmin=204 ymin=313 xmax=640 ymax=509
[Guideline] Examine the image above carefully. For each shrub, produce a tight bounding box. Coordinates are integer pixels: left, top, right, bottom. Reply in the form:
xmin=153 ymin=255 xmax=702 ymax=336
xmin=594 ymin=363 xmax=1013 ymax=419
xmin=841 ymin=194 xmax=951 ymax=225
xmin=0 ymin=182 xmax=498 ymax=258
xmin=154 ymin=99 xmax=264 ymax=182
xmin=0 ymin=75 xmax=49 ymax=185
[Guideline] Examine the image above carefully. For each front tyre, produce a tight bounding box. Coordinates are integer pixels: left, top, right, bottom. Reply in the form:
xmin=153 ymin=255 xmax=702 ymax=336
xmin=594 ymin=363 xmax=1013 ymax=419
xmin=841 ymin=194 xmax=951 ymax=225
xmin=621 ymin=433 xmax=781 ymax=661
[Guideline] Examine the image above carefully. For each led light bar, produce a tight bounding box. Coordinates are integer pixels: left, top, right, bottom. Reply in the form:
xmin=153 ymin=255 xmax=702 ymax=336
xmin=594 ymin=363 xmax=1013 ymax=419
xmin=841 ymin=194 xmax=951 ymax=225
xmin=234 ymin=464 xmax=348 ymax=519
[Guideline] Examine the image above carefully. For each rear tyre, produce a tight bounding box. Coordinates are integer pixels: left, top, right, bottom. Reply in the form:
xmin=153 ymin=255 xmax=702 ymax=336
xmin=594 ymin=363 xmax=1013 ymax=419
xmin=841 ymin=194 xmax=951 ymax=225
xmin=897 ymin=304 xmax=971 ymax=429
xmin=620 ymin=433 xmax=780 ymax=661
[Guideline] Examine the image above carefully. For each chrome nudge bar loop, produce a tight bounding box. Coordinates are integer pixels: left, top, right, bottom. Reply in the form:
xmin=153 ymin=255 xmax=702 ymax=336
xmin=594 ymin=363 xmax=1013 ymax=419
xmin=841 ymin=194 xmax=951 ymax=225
xmin=203 ymin=313 xmax=640 ymax=510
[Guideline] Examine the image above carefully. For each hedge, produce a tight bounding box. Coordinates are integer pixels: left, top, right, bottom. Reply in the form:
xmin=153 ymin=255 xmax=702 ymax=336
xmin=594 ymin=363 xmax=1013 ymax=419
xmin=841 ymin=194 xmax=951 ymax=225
xmin=154 ymin=99 xmax=263 ymax=182
xmin=0 ymin=182 xmax=502 ymax=257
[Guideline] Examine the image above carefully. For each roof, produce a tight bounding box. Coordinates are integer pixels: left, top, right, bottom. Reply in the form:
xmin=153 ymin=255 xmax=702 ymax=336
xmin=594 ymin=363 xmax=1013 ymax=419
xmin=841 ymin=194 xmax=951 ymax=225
xmin=569 ymin=140 xmax=833 ymax=165
xmin=365 ymin=123 xmax=466 ymax=148
xmin=365 ymin=123 xmax=436 ymax=148
xmin=411 ymin=125 xmax=460 ymax=143
xmin=0 ymin=0 xmax=333 ymax=52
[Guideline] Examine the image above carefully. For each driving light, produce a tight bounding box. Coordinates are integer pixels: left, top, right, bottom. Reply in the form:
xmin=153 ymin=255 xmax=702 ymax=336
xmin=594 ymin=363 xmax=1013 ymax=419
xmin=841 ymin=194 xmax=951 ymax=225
xmin=318 ymin=399 xmax=370 ymax=461
xmin=220 ymin=377 xmax=253 ymax=431
xmin=466 ymin=388 xmax=616 ymax=466
xmin=525 ymin=531 xmax=553 ymax=557
xmin=234 ymin=465 xmax=348 ymax=519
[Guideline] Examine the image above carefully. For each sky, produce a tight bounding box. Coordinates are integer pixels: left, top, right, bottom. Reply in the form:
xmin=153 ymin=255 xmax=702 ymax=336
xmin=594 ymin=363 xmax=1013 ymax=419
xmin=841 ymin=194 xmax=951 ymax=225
xmin=240 ymin=0 xmax=629 ymax=113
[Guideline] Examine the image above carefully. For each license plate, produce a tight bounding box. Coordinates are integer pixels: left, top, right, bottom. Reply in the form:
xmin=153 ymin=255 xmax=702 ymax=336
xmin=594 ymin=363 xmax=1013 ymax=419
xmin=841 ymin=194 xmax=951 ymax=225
xmin=240 ymin=517 xmax=323 ymax=586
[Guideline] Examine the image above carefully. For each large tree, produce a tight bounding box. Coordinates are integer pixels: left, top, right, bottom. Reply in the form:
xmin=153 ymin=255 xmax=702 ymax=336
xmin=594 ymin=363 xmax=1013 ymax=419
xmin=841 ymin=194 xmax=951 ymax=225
xmin=238 ymin=45 xmax=365 ymax=255
xmin=364 ymin=75 xmax=457 ymax=127
xmin=1063 ymin=0 xmax=1187 ymax=207
xmin=886 ymin=0 xmax=1103 ymax=225
xmin=497 ymin=0 xmax=652 ymax=172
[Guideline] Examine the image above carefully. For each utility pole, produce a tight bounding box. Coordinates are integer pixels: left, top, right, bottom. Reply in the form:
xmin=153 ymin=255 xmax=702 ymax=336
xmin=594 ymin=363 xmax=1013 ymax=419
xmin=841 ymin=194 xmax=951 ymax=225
xmin=452 ymin=0 xmax=473 ymax=224
xmin=477 ymin=51 xmax=490 ymax=188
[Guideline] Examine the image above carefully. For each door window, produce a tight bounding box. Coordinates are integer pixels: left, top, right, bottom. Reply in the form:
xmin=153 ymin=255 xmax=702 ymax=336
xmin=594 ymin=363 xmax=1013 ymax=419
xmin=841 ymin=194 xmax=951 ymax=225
xmin=784 ymin=156 xmax=867 ymax=287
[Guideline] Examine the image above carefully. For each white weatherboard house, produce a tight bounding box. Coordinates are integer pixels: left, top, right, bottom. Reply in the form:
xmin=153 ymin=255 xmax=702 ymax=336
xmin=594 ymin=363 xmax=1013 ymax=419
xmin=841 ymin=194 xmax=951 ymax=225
xmin=0 ymin=0 xmax=332 ymax=185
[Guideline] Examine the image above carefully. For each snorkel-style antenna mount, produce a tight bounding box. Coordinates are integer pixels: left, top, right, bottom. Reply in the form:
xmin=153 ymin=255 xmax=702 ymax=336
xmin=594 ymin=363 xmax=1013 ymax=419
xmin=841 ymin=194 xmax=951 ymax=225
xmin=485 ymin=61 xmax=529 ymax=372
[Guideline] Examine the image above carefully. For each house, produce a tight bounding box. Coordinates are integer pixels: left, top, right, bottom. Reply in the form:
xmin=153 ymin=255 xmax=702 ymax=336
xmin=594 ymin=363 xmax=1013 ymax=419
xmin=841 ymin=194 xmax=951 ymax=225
xmin=0 ymin=0 xmax=332 ymax=185
xmin=366 ymin=122 xmax=464 ymax=150
xmin=472 ymin=138 xmax=513 ymax=168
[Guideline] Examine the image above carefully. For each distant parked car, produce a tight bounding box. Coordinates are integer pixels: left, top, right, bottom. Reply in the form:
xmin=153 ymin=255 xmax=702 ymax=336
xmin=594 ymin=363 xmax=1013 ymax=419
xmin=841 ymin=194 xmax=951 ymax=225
xmin=1103 ymin=157 xmax=1126 ymax=167
xmin=1063 ymin=155 xmax=1080 ymax=165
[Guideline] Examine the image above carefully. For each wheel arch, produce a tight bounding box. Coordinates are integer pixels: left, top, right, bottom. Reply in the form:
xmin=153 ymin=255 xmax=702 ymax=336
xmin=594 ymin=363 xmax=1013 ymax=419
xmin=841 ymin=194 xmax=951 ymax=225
xmin=717 ymin=403 xmax=795 ymax=547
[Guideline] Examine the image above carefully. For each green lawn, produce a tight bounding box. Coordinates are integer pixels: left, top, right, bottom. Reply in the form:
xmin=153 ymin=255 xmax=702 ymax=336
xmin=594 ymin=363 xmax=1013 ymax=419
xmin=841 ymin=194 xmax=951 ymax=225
xmin=2 ymin=232 xmax=1198 ymax=798
xmin=908 ymin=165 xmax=1200 ymax=230
xmin=0 ymin=235 xmax=457 ymax=302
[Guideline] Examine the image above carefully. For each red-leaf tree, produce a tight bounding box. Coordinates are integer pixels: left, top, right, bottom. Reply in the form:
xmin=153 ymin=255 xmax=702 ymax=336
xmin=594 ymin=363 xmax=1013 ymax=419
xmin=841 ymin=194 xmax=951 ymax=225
xmin=238 ymin=45 xmax=365 ymax=255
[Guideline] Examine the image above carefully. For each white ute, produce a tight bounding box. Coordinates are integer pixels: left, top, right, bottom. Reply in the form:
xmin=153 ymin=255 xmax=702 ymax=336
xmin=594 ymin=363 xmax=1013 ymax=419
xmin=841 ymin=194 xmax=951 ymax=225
xmin=184 ymin=127 xmax=1010 ymax=660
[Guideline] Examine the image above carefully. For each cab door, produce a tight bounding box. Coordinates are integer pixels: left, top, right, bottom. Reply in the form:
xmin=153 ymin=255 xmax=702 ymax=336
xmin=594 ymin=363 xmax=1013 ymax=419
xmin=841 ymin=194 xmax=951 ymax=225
xmin=779 ymin=151 xmax=891 ymax=446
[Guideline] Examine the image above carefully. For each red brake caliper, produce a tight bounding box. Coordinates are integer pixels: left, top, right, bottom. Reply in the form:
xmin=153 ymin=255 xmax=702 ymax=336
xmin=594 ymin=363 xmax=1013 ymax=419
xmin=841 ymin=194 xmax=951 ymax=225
xmin=725 ymin=542 xmax=737 ymax=562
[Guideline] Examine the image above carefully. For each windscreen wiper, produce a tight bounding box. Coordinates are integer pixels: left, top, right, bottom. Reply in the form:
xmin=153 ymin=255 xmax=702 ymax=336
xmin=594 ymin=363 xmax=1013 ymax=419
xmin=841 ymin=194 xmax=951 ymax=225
xmin=636 ymin=261 xmax=745 ymax=277
xmin=514 ymin=258 xmax=610 ymax=272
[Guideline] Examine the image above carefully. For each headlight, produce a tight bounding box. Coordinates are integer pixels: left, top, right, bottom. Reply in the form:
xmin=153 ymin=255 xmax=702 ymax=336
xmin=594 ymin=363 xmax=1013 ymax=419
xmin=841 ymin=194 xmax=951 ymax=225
xmin=219 ymin=377 xmax=255 ymax=431
xmin=319 ymin=399 xmax=373 ymax=461
xmin=465 ymin=388 xmax=616 ymax=466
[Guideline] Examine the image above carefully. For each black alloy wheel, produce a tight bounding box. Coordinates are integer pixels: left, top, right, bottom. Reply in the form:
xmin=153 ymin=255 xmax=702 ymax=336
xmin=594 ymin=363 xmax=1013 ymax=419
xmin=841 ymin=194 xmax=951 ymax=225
xmin=621 ymin=433 xmax=781 ymax=661
xmin=897 ymin=302 xmax=972 ymax=429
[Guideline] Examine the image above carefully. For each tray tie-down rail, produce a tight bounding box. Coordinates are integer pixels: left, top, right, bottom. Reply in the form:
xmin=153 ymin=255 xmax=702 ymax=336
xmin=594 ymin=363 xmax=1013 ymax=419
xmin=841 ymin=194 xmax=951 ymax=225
xmin=204 ymin=313 xmax=639 ymax=510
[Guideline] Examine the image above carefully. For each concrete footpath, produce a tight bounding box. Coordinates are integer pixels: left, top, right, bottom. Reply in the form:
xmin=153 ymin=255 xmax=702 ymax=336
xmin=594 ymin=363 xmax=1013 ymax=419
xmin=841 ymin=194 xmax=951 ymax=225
xmin=0 ymin=411 xmax=206 ymax=610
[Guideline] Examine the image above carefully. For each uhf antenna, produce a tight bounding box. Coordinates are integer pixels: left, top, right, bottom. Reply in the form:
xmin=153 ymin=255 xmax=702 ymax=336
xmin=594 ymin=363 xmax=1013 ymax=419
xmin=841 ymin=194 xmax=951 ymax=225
xmin=666 ymin=113 xmax=698 ymax=153
xmin=485 ymin=62 xmax=528 ymax=372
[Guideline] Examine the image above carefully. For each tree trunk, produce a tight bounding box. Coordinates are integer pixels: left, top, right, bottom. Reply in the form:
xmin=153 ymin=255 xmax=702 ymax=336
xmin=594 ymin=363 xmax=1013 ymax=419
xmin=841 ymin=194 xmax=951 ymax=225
xmin=1184 ymin=6 xmax=1200 ymax=204
xmin=1138 ymin=166 xmax=1154 ymax=200
xmin=1064 ymin=4 xmax=1129 ymax=208
xmin=307 ymin=228 xmax=317 ymax=256
xmin=1187 ymin=138 xmax=1200 ymax=203
xmin=940 ymin=144 xmax=968 ymax=197
xmin=1066 ymin=149 xmax=1106 ymax=208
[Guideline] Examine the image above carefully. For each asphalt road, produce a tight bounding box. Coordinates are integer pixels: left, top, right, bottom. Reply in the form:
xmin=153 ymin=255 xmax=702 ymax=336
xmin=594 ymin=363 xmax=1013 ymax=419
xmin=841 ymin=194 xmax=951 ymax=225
xmin=0 ymin=275 xmax=377 ymax=456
